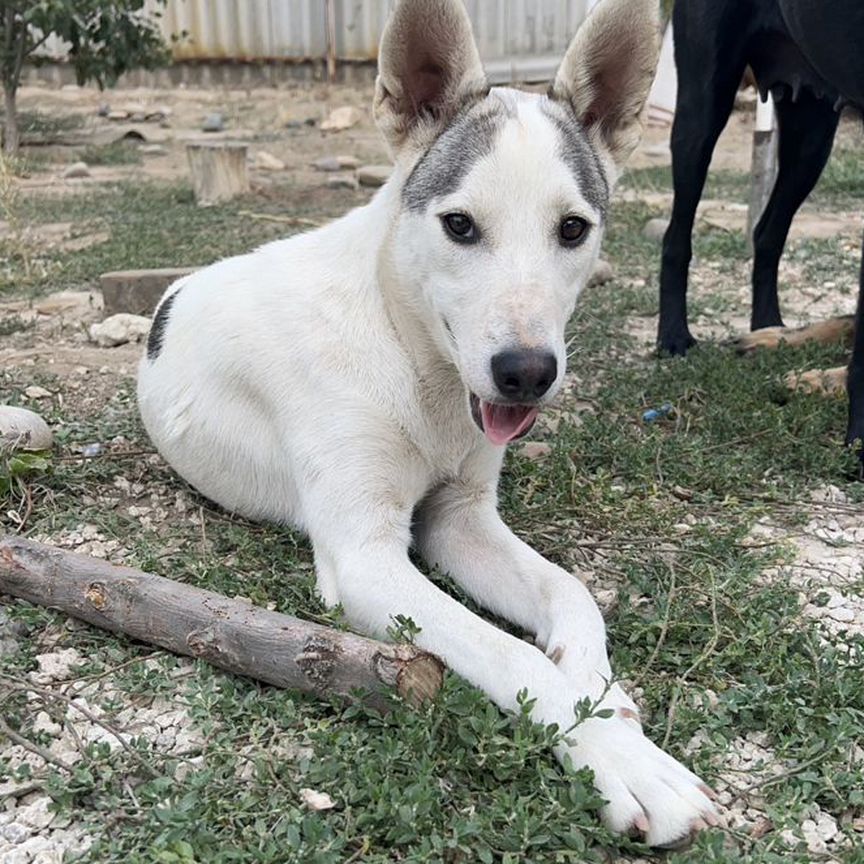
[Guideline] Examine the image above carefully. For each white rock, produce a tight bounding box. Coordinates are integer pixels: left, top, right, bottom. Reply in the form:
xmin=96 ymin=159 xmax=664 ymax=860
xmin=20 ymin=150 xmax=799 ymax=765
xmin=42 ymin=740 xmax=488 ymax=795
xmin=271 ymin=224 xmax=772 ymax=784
xmin=828 ymin=607 xmax=855 ymax=623
xmin=320 ymin=106 xmax=363 ymax=132
xmin=815 ymin=812 xmax=839 ymax=842
xmin=174 ymin=755 xmax=204 ymax=782
xmin=357 ymin=165 xmax=392 ymax=187
xmin=35 ymin=290 xmax=101 ymax=317
xmin=254 ymin=150 xmax=285 ymax=171
xmin=327 ymin=174 xmax=359 ymax=190
xmin=62 ymin=162 xmax=90 ymax=180
xmin=300 ymin=788 xmax=335 ymax=811
xmin=312 ymin=155 xmax=360 ymax=172
xmin=587 ymin=258 xmax=614 ymax=287
xmin=88 ymin=314 xmax=151 ymax=347
xmin=518 ymin=442 xmax=552 ymax=461
xmin=778 ymin=828 xmax=800 ymax=847
xmin=24 ymin=386 xmax=52 ymax=400
xmin=1 ymin=821 xmax=32 ymax=843
xmin=32 ymin=711 xmax=61 ymax=737
xmin=801 ymin=819 xmax=828 ymax=854
xmin=643 ymin=217 xmax=670 ymax=241
xmin=31 ymin=648 xmax=83 ymax=683
xmin=18 ymin=798 xmax=55 ymax=830
xmin=0 ymin=406 xmax=53 ymax=451
xmin=17 ymin=835 xmax=54 ymax=857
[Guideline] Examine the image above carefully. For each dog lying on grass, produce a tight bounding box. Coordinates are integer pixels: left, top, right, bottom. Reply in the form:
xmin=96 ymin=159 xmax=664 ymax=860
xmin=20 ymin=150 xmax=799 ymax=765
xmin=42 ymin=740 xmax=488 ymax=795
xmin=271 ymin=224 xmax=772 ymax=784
xmin=138 ymin=0 xmax=719 ymax=847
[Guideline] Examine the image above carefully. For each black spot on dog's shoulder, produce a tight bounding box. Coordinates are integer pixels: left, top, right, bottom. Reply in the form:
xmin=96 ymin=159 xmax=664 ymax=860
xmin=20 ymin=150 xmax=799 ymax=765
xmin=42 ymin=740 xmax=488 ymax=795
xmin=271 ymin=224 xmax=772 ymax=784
xmin=147 ymin=290 xmax=180 ymax=361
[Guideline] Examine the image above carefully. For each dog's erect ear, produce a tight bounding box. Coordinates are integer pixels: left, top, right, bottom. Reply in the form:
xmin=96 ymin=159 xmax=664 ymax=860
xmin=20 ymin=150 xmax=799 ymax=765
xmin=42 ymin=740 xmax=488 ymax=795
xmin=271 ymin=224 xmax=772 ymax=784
xmin=550 ymin=0 xmax=659 ymax=168
xmin=374 ymin=0 xmax=488 ymax=156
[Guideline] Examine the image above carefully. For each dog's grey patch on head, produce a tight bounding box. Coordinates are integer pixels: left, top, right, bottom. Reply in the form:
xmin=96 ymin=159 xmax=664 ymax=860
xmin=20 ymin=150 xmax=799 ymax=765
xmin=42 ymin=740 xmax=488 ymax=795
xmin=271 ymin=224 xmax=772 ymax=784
xmin=402 ymin=102 xmax=506 ymax=213
xmin=541 ymin=102 xmax=609 ymax=216
xmin=146 ymin=289 xmax=180 ymax=361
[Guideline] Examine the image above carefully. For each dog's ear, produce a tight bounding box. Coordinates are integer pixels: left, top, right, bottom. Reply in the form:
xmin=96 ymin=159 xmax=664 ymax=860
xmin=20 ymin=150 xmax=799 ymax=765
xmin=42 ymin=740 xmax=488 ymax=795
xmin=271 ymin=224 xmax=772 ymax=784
xmin=374 ymin=0 xmax=488 ymax=156
xmin=550 ymin=0 xmax=659 ymax=168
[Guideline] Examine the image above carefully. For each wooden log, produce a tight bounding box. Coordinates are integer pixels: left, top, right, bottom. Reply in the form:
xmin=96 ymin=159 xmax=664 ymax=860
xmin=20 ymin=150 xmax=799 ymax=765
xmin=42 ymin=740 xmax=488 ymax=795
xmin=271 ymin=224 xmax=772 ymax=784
xmin=0 ymin=536 xmax=443 ymax=710
xmin=186 ymin=142 xmax=249 ymax=207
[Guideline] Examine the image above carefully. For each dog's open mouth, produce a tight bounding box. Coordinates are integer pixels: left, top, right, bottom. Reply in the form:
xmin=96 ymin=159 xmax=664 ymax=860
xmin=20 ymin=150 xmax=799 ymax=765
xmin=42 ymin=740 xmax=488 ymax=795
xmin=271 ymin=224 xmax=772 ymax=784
xmin=470 ymin=393 xmax=540 ymax=446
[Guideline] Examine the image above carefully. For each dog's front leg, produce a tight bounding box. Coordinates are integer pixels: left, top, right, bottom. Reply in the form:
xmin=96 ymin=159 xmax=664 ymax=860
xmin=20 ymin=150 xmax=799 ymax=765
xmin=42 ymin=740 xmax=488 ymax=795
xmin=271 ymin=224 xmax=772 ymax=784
xmin=306 ymin=473 xmax=574 ymax=722
xmin=415 ymin=450 xmax=719 ymax=846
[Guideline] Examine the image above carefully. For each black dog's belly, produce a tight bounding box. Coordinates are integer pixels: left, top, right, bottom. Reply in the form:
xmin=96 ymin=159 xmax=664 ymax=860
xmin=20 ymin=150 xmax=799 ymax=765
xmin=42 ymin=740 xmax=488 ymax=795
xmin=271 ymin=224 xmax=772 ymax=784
xmin=779 ymin=0 xmax=864 ymax=109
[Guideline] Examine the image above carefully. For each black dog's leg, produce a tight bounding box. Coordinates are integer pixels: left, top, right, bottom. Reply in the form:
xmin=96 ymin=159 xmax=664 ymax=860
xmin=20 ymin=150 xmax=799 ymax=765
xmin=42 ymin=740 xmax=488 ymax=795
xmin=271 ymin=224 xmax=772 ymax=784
xmin=751 ymin=92 xmax=839 ymax=330
xmin=658 ymin=4 xmax=748 ymax=355
xmin=846 ymin=234 xmax=864 ymax=468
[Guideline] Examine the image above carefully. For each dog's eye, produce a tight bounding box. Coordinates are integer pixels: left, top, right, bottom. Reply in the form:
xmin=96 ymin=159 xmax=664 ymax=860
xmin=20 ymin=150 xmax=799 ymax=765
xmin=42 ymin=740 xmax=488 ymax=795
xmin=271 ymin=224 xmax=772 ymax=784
xmin=559 ymin=216 xmax=589 ymax=247
xmin=441 ymin=213 xmax=477 ymax=243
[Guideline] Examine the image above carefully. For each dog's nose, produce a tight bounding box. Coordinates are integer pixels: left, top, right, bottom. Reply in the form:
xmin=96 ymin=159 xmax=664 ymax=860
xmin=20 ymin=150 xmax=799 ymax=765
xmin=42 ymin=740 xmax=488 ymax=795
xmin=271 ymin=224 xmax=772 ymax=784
xmin=491 ymin=350 xmax=558 ymax=402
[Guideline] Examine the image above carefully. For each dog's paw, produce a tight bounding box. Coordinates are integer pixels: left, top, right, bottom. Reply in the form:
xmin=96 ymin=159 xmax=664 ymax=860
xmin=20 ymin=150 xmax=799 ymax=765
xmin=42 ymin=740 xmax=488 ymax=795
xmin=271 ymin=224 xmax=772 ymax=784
xmin=736 ymin=317 xmax=855 ymax=354
xmin=785 ymin=366 xmax=847 ymax=396
xmin=732 ymin=326 xmax=787 ymax=353
xmin=657 ymin=328 xmax=697 ymax=357
xmin=562 ymin=715 xmax=721 ymax=848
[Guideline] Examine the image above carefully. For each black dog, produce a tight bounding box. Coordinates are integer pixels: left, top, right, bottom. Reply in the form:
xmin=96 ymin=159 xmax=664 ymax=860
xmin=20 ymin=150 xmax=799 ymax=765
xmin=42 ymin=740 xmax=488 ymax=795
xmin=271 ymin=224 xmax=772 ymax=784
xmin=657 ymin=0 xmax=864 ymax=458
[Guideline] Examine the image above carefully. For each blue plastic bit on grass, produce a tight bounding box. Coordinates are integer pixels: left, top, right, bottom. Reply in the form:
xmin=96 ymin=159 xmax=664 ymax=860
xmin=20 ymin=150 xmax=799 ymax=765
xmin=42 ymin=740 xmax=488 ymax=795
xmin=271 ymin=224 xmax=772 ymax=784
xmin=642 ymin=403 xmax=674 ymax=424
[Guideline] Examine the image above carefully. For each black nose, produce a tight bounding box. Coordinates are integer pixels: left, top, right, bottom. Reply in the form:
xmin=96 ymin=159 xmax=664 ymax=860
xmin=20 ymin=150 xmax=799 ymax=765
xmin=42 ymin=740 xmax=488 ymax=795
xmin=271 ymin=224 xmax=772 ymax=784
xmin=491 ymin=350 xmax=558 ymax=402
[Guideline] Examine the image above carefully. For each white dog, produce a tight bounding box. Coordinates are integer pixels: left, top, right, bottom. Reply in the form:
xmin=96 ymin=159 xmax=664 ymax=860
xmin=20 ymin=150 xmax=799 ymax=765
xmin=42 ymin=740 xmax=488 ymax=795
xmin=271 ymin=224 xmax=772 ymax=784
xmin=138 ymin=0 xmax=719 ymax=846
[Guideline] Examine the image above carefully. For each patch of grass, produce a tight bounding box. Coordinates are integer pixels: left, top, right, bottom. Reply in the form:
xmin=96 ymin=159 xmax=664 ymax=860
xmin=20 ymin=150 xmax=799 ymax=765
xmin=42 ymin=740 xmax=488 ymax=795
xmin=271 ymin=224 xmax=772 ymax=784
xmin=815 ymin=145 xmax=864 ymax=208
xmin=622 ymin=166 xmax=751 ymax=202
xmin=0 ymin=314 xmax=32 ymax=336
xmin=0 ymin=180 xmax=356 ymax=299
xmin=79 ymin=141 xmax=143 ymax=166
xmin=785 ymin=236 xmax=861 ymax=295
xmin=13 ymin=110 xmax=85 ymax=140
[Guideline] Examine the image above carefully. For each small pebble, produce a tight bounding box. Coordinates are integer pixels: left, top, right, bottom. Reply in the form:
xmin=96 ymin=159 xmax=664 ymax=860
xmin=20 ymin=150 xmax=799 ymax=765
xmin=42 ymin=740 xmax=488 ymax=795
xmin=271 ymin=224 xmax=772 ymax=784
xmin=327 ymin=174 xmax=359 ymax=190
xmin=643 ymin=217 xmax=670 ymax=242
xmin=201 ymin=112 xmax=225 ymax=133
xmin=357 ymin=165 xmax=392 ymax=187
xmin=62 ymin=162 xmax=90 ymax=180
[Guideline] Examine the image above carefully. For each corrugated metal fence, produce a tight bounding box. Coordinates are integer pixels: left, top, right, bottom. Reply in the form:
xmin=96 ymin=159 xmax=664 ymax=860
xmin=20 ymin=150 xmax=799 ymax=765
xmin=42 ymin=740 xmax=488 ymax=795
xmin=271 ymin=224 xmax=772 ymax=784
xmin=43 ymin=1 xmax=590 ymax=83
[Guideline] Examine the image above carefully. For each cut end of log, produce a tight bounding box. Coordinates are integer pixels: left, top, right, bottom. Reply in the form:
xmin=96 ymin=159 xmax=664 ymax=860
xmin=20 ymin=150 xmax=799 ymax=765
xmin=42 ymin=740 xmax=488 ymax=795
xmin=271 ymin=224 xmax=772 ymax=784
xmin=374 ymin=644 xmax=444 ymax=707
xmin=396 ymin=654 xmax=445 ymax=707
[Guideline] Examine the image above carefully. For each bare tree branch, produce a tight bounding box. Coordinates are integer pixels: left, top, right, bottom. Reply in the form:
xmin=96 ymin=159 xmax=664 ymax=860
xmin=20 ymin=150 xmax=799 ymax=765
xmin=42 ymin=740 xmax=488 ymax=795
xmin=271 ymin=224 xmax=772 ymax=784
xmin=0 ymin=536 xmax=444 ymax=711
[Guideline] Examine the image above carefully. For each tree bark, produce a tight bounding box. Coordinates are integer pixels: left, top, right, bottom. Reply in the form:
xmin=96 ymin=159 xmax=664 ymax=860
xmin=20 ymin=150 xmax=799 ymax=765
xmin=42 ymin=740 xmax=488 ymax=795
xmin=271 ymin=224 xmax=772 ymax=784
xmin=2 ymin=79 xmax=18 ymax=156
xmin=0 ymin=536 xmax=443 ymax=710
xmin=186 ymin=143 xmax=249 ymax=206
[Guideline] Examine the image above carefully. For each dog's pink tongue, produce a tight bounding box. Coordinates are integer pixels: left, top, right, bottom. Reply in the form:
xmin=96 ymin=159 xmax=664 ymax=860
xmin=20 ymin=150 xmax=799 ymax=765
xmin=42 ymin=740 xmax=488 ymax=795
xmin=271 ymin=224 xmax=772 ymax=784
xmin=480 ymin=401 xmax=540 ymax=446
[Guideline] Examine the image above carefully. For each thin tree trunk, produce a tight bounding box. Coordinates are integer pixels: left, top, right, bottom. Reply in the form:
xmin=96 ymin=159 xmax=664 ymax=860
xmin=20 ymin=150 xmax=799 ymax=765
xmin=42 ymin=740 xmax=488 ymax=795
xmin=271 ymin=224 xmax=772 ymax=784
xmin=3 ymin=82 xmax=18 ymax=155
xmin=0 ymin=536 xmax=444 ymax=710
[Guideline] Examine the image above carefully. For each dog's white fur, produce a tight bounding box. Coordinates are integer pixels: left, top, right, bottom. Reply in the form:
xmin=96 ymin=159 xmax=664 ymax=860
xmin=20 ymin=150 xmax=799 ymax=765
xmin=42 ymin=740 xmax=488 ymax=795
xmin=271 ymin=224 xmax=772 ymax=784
xmin=138 ymin=0 xmax=718 ymax=847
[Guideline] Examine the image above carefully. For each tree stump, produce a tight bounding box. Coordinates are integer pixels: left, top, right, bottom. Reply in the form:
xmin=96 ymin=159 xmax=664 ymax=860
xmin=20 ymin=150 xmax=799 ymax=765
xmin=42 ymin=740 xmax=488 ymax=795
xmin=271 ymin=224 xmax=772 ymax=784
xmin=186 ymin=142 xmax=249 ymax=207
